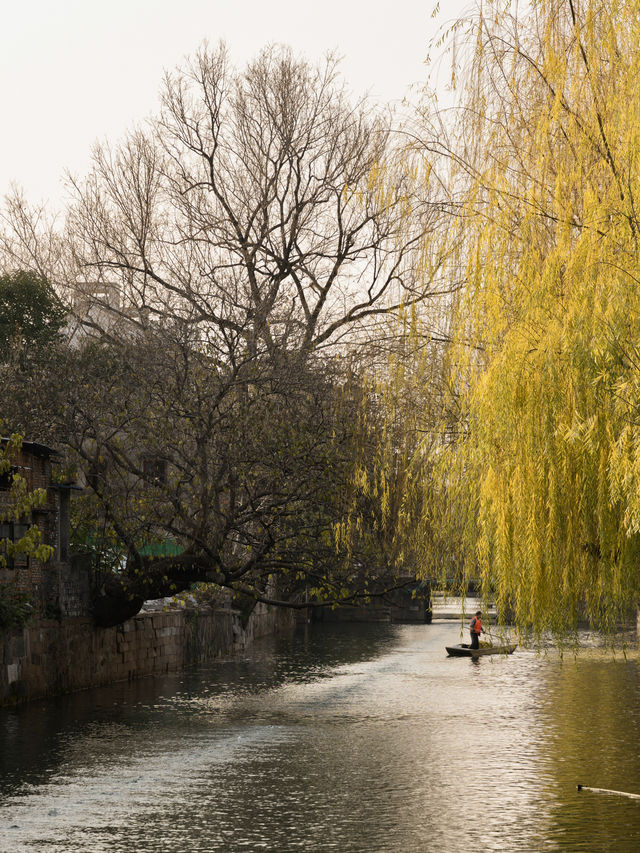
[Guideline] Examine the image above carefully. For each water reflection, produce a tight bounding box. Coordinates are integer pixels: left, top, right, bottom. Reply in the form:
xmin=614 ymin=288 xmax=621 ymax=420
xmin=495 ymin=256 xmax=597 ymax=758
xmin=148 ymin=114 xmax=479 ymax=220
xmin=1 ymin=622 xmax=639 ymax=852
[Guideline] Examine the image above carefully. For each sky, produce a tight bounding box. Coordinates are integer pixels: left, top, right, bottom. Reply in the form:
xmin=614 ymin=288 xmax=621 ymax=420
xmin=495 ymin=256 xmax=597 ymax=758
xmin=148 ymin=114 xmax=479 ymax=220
xmin=1 ymin=0 xmax=472 ymax=209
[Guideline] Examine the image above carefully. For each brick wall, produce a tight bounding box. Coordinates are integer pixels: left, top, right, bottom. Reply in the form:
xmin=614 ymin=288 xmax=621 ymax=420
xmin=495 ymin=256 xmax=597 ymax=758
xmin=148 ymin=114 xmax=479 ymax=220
xmin=0 ymin=602 xmax=295 ymax=706
xmin=0 ymin=442 xmax=71 ymax=617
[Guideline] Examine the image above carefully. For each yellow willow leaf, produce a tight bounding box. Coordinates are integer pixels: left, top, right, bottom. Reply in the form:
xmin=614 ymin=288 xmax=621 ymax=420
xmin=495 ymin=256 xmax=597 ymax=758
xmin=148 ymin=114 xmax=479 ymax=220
xmin=388 ymin=0 xmax=640 ymax=640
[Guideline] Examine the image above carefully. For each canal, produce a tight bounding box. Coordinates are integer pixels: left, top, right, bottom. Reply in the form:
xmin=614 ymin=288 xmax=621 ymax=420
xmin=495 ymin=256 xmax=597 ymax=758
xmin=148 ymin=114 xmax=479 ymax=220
xmin=1 ymin=621 xmax=640 ymax=852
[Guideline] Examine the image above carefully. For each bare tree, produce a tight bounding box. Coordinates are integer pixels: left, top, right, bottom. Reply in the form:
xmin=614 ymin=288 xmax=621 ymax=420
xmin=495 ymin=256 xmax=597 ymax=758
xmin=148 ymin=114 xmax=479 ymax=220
xmin=4 ymin=43 xmax=445 ymax=357
xmin=0 ymin=44 xmax=452 ymax=625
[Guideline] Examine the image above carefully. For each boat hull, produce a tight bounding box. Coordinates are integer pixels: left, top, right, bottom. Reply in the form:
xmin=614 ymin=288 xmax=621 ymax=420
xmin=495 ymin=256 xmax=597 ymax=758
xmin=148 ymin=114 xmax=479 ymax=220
xmin=446 ymin=643 xmax=517 ymax=657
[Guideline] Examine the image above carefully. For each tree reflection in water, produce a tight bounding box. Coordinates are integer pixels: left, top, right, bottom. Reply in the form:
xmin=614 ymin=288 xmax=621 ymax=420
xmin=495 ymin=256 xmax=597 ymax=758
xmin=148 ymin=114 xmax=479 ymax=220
xmin=1 ymin=623 xmax=639 ymax=852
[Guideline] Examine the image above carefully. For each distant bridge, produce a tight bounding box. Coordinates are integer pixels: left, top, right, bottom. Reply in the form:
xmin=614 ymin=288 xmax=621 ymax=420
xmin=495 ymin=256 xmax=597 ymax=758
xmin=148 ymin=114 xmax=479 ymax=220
xmin=311 ymin=578 xmax=489 ymax=626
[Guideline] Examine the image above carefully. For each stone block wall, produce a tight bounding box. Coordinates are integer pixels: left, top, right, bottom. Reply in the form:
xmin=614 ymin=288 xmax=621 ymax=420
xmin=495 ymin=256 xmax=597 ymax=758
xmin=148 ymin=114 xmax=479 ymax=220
xmin=0 ymin=602 xmax=294 ymax=706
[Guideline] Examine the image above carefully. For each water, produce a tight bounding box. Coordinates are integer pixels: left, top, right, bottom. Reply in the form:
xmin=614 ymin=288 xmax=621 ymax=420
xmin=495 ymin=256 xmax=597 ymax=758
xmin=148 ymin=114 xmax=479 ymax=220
xmin=1 ymin=621 xmax=640 ymax=852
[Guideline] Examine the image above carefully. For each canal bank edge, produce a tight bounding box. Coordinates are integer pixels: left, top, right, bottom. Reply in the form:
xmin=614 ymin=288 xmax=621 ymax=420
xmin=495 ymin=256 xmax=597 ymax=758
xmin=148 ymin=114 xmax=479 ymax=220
xmin=0 ymin=603 xmax=295 ymax=706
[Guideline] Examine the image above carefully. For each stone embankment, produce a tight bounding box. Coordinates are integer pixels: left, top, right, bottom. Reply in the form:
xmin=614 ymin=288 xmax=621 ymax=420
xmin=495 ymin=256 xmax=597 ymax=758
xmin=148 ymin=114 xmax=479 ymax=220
xmin=0 ymin=602 xmax=294 ymax=706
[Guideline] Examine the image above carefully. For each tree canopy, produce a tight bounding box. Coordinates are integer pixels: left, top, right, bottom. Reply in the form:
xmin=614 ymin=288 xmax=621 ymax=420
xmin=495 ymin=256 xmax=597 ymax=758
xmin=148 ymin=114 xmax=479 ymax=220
xmin=0 ymin=45 xmax=448 ymax=626
xmin=413 ymin=0 xmax=640 ymax=636
xmin=5 ymin=10 xmax=640 ymax=640
xmin=0 ymin=271 xmax=66 ymax=363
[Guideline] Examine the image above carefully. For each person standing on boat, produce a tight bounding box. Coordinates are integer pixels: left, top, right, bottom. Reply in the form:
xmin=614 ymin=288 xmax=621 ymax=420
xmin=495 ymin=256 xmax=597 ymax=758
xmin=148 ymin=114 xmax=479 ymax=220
xmin=469 ymin=611 xmax=483 ymax=649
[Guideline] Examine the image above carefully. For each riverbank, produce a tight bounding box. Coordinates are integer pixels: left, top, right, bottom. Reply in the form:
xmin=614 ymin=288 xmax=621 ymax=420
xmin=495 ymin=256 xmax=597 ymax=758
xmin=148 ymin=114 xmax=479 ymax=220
xmin=0 ymin=602 xmax=295 ymax=706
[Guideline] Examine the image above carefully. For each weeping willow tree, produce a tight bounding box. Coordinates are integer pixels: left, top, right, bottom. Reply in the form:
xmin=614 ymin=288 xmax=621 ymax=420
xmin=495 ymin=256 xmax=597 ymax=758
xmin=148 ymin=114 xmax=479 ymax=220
xmin=414 ymin=0 xmax=640 ymax=636
xmin=336 ymin=305 xmax=454 ymax=573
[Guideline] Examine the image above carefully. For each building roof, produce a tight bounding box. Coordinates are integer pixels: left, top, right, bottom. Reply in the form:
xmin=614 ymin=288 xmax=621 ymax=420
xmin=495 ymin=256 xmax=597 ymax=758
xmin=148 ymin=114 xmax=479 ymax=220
xmin=1 ymin=437 xmax=60 ymax=459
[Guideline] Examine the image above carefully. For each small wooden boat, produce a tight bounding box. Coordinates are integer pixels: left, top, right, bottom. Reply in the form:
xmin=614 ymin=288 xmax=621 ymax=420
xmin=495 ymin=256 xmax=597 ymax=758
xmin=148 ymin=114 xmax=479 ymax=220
xmin=446 ymin=643 xmax=517 ymax=657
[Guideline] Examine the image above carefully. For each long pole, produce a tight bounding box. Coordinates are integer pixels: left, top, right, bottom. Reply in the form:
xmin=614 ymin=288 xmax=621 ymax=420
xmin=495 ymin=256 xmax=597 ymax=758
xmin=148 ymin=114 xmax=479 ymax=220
xmin=577 ymin=784 xmax=640 ymax=801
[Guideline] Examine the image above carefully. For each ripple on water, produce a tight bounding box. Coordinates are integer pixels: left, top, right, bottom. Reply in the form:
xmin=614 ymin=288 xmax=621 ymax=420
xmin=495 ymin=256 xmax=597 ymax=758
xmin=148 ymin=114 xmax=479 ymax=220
xmin=1 ymin=622 xmax=640 ymax=852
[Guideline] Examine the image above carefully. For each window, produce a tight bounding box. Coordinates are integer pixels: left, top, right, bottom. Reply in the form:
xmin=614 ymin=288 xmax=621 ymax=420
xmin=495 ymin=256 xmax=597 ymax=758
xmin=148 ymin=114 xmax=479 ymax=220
xmin=0 ymin=521 xmax=30 ymax=568
xmin=0 ymin=466 xmax=18 ymax=490
xmin=142 ymin=455 xmax=167 ymax=485
xmin=0 ymin=464 xmax=32 ymax=491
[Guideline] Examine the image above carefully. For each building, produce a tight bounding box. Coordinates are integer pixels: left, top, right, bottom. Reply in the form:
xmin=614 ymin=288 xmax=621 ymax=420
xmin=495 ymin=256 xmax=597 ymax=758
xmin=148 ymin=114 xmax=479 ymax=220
xmin=0 ymin=438 xmax=88 ymax=619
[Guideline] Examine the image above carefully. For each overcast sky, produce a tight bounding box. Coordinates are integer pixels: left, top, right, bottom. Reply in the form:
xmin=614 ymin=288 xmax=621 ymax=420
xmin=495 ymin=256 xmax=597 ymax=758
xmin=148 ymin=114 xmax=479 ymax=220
xmin=1 ymin=0 xmax=472 ymax=208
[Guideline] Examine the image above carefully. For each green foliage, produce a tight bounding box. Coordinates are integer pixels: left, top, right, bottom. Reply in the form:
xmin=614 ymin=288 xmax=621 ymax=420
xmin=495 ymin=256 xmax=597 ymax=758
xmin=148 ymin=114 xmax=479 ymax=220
xmin=0 ymin=270 xmax=66 ymax=364
xmin=69 ymin=495 xmax=127 ymax=580
xmin=0 ymin=433 xmax=55 ymax=629
xmin=0 ymin=433 xmax=54 ymax=569
xmin=0 ymin=583 xmax=32 ymax=630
